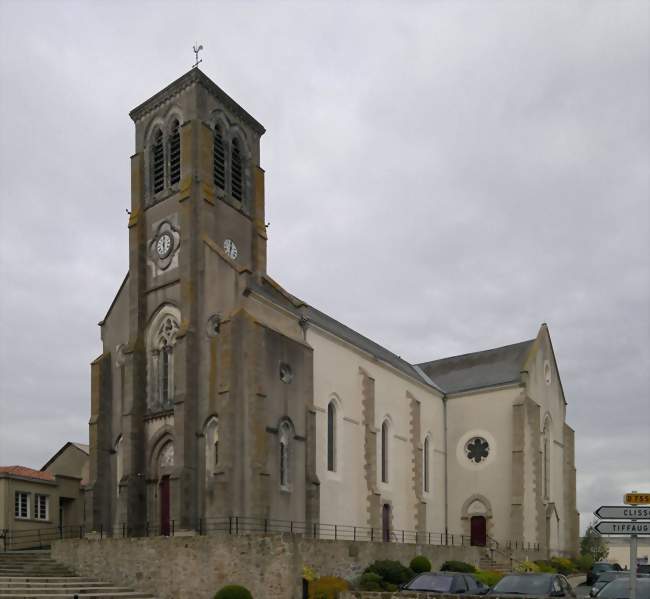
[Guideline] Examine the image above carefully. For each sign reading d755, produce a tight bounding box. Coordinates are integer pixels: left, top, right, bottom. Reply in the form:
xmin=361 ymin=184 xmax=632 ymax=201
xmin=625 ymin=493 xmax=650 ymax=505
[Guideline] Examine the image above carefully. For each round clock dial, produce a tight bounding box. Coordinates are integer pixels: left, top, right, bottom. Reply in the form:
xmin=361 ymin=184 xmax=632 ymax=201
xmin=223 ymin=239 xmax=238 ymax=260
xmin=156 ymin=233 xmax=173 ymax=258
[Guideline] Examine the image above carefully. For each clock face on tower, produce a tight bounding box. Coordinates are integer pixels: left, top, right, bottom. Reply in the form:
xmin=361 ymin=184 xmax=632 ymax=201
xmin=223 ymin=239 xmax=238 ymax=260
xmin=156 ymin=232 xmax=173 ymax=259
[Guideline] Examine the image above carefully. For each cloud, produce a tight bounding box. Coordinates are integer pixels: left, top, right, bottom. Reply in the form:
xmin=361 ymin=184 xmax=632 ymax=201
xmin=0 ymin=1 xmax=648 ymax=534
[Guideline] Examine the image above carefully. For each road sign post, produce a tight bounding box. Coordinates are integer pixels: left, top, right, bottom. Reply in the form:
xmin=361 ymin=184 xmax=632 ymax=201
xmin=630 ymin=534 xmax=638 ymax=599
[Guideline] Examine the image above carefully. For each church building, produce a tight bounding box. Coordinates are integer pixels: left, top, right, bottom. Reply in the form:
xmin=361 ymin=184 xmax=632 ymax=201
xmin=87 ymin=68 xmax=578 ymax=557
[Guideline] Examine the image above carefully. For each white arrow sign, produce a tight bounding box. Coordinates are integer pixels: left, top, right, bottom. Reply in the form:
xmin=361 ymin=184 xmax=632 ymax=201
xmin=594 ymin=506 xmax=650 ymax=520
xmin=594 ymin=521 xmax=650 ymax=536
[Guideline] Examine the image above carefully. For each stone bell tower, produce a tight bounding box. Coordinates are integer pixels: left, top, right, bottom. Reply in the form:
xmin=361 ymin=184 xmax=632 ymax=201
xmin=88 ymin=68 xmax=284 ymax=534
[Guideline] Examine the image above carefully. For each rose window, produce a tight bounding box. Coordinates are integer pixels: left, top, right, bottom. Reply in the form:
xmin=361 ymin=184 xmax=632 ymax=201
xmin=465 ymin=437 xmax=490 ymax=463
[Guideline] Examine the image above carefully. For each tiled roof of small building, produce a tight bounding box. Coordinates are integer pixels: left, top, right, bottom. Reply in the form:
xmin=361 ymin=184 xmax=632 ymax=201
xmin=0 ymin=466 xmax=55 ymax=482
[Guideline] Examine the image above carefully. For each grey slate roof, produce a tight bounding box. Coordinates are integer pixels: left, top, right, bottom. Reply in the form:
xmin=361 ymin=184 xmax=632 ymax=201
xmin=248 ymin=278 xmax=443 ymax=392
xmin=417 ymin=339 xmax=535 ymax=394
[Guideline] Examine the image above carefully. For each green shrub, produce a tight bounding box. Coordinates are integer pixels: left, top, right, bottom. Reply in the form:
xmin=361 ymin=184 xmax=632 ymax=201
xmin=475 ymin=569 xmax=504 ymax=587
xmin=308 ymin=576 xmax=348 ymax=599
xmin=364 ymin=560 xmax=414 ymax=585
xmin=572 ymin=554 xmax=594 ymax=572
xmin=383 ymin=582 xmax=398 ymax=592
xmin=358 ymin=572 xmax=383 ymax=591
xmin=214 ymin=585 xmax=253 ymax=599
xmin=534 ymin=560 xmax=557 ymax=573
xmin=410 ymin=555 xmax=432 ymax=574
xmin=440 ymin=560 xmax=477 ymax=573
xmin=550 ymin=557 xmax=575 ymax=575
xmin=515 ymin=560 xmax=540 ymax=573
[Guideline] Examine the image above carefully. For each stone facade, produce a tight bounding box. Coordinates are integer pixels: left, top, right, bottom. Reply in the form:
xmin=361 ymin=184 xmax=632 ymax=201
xmin=87 ymin=68 xmax=578 ymax=557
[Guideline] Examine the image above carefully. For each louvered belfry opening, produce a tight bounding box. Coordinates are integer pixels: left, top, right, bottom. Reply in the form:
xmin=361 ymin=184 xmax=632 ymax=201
xmin=152 ymin=129 xmax=164 ymax=194
xmin=213 ymin=124 xmax=226 ymax=190
xmin=169 ymin=119 xmax=181 ymax=186
xmin=231 ymin=137 xmax=243 ymax=201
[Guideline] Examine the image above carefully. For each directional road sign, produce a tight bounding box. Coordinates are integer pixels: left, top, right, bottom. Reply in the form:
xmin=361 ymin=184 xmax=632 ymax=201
xmin=625 ymin=493 xmax=650 ymax=505
xmin=594 ymin=506 xmax=650 ymax=520
xmin=594 ymin=521 xmax=650 ymax=536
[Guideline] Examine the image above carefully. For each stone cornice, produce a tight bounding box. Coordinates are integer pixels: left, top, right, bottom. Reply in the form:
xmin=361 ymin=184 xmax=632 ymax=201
xmin=129 ymin=68 xmax=265 ymax=136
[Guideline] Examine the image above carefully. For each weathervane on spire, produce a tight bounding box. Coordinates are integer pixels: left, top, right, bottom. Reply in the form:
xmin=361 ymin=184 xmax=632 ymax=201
xmin=192 ymin=43 xmax=204 ymax=69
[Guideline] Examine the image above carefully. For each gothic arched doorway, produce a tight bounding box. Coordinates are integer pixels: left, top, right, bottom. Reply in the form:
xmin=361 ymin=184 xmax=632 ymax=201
xmin=470 ymin=515 xmax=487 ymax=546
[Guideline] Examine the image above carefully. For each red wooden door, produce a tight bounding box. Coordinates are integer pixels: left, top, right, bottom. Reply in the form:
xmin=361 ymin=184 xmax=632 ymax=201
xmin=470 ymin=515 xmax=486 ymax=546
xmin=382 ymin=504 xmax=391 ymax=542
xmin=160 ymin=476 xmax=171 ymax=536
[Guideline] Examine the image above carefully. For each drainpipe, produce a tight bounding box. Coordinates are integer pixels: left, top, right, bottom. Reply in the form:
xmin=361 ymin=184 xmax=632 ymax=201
xmin=444 ymin=394 xmax=449 ymax=539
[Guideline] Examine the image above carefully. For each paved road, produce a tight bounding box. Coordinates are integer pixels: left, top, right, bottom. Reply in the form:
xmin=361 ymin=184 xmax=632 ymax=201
xmin=569 ymin=575 xmax=590 ymax=599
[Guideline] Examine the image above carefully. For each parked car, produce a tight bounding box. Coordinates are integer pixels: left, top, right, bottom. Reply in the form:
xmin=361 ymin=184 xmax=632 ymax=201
xmin=596 ymin=577 xmax=650 ymax=599
xmin=587 ymin=563 xmax=623 ymax=586
xmin=400 ymin=572 xmax=490 ymax=594
xmin=589 ymin=572 xmax=635 ymax=596
xmin=488 ymin=573 xmax=575 ymax=597
xmin=639 ymin=566 xmax=650 ymax=574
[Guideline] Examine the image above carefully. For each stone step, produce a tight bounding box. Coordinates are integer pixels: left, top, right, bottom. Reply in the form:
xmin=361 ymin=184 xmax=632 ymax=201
xmin=0 ymin=584 xmax=112 ymax=590
xmin=0 ymin=587 xmax=141 ymax=594
xmin=0 ymin=578 xmax=98 ymax=584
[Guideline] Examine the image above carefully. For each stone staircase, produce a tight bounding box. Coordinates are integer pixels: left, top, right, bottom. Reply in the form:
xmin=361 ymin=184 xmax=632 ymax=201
xmin=0 ymin=551 xmax=156 ymax=598
xmin=479 ymin=554 xmax=513 ymax=572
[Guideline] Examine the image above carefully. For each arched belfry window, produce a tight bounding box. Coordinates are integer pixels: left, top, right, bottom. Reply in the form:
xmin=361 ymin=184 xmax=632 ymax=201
xmin=423 ymin=436 xmax=431 ymax=493
xmin=381 ymin=419 xmax=390 ymax=483
xmin=327 ymin=401 xmax=336 ymax=472
xmin=279 ymin=421 xmax=292 ymax=488
xmin=231 ymin=137 xmax=243 ymax=202
xmin=205 ymin=417 xmax=219 ymax=477
xmin=213 ymin=124 xmax=226 ymax=190
xmin=152 ymin=129 xmax=164 ymax=194
xmin=168 ymin=119 xmax=181 ymax=186
xmin=146 ymin=306 xmax=180 ymax=411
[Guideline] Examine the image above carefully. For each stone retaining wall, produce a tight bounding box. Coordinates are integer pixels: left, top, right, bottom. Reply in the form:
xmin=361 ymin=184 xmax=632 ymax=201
xmin=52 ymin=533 xmax=482 ymax=599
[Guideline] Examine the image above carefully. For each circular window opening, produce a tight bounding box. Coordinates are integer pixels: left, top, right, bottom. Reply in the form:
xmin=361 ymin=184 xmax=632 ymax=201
xmin=465 ymin=437 xmax=490 ymax=463
xmin=279 ymin=362 xmax=293 ymax=384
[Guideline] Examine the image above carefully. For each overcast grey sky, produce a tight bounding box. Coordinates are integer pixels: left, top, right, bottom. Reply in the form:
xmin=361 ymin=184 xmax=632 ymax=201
xmin=0 ymin=0 xmax=648 ymax=535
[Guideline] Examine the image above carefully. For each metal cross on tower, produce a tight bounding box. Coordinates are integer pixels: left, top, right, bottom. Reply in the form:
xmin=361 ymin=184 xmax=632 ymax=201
xmin=192 ymin=43 xmax=204 ymax=69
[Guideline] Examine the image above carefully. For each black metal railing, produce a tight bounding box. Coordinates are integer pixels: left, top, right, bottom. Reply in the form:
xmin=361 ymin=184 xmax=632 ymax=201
xmin=2 ymin=516 xmax=540 ymax=553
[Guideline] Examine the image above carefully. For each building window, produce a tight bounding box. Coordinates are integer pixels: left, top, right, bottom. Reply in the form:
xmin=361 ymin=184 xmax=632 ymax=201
xmin=168 ymin=119 xmax=181 ymax=186
xmin=115 ymin=435 xmax=123 ymax=497
xmin=205 ymin=417 xmax=219 ymax=477
xmin=327 ymin=401 xmax=336 ymax=472
xmin=231 ymin=138 xmax=243 ymax=202
xmin=543 ymin=420 xmax=551 ymax=499
xmin=423 ymin=436 xmax=430 ymax=493
xmin=35 ymin=495 xmax=49 ymax=520
xmin=381 ymin=419 xmax=389 ymax=483
xmin=279 ymin=421 xmax=291 ymax=488
xmin=465 ymin=437 xmax=490 ymax=463
xmin=160 ymin=344 xmax=171 ymax=406
xmin=15 ymin=492 xmax=29 ymax=519
xmin=152 ymin=129 xmax=164 ymax=194
xmin=213 ymin=124 xmax=226 ymax=190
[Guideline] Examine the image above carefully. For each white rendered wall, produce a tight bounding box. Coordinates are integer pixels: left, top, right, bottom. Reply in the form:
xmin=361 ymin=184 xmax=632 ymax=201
xmin=308 ymin=327 xmax=445 ymax=535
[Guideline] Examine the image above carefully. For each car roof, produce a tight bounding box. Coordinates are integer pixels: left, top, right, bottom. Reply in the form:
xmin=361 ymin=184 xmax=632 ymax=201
xmin=502 ymin=573 xmax=556 ymax=577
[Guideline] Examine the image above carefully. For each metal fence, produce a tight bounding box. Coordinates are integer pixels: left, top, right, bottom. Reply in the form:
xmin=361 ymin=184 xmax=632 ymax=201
xmin=1 ymin=516 xmax=540 ymax=553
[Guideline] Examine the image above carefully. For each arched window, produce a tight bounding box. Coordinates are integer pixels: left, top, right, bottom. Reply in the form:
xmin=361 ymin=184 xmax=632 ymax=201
xmin=381 ymin=419 xmax=389 ymax=483
xmin=152 ymin=129 xmax=164 ymax=194
xmin=423 ymin=436 xmax=430 ymax=493
xmin=115 ymin=436 xmax=123 ymax=498
xmin=168 ymin=119 xmax=181 ymax=186
xmin=327 ymin=401 xmax=336 ymax=472
xmin=147 ymin=306 xmax=180 ymax=411
xmin=543 ymin=419 xmax=551 ymax=499
xmin=213 ymin=124 xmax=226 ymax=190
xmin=205 ymin=417 xmax=219 ymax=477
xmin=279 ymin=421 xmax=291 ymax=488
xmin=231 ymin=137 xmax=243 ymax=202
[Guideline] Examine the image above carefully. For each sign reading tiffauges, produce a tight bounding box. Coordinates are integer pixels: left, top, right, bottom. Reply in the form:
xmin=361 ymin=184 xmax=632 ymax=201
xmin=594 ymin=521 xmax=650 ymax=535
